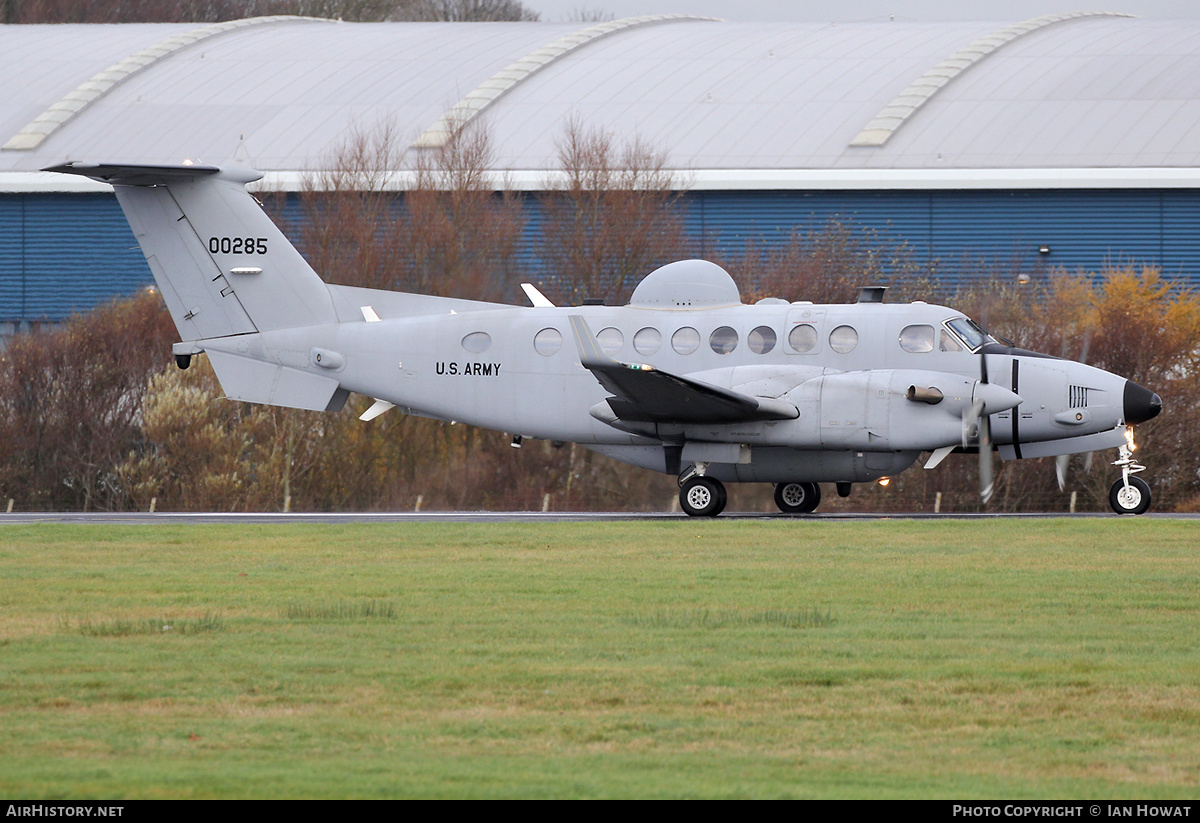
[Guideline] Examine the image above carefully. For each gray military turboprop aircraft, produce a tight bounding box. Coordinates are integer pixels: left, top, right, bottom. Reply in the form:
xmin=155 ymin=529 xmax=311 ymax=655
xmin=47 ymin=162 xmax=1162 ymax=516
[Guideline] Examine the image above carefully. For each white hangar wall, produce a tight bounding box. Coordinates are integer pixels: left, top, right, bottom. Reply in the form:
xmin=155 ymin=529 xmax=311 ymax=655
xmin=3 ymin=13 xmax=1200 ymax=325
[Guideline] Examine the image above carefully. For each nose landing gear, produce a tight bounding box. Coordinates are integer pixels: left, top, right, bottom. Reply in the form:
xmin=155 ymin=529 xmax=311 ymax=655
xmin=1109 ymin=429 xmax=1151 ymax=515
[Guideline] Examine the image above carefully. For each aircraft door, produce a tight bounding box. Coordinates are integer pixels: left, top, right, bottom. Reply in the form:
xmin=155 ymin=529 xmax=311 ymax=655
xmin=785 ymin=308 xmax=826 ymax=355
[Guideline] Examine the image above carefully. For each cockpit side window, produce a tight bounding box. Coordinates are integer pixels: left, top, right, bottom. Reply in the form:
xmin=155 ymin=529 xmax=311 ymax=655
xmin=939 ymin=330 xmax=963 ymax=352
xmin=945 ymin=317 xmax=990 ymax=352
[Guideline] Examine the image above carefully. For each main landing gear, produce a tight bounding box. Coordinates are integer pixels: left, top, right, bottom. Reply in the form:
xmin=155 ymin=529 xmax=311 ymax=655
xmin=679 ymin=474 xmax=726 ymax=517
xmin=677 ymin=464 xmax=826 ymax=517
xmin=678 ymin=463 xmax=728 ymax=517
xmin=1109 ymin=435 xmax=1152 ymax=515
xmin=773 ymin=481 xmax=821 ymax=514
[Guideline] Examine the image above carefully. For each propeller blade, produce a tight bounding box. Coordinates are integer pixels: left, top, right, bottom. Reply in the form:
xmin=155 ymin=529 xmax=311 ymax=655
xmin=974 ymin=306 xmax=995 ymax=504
xmin=1056 ymin=454 xmax=1069 ymax=492
xmin=962 ymin=401 xmax=980 ymax=449
xmin=979 ymin=413 xmax=994 ymax=504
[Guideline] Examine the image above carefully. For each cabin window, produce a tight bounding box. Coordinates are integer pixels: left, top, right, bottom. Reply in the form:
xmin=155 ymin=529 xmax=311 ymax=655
xmin=633 ymin=327 xmax=662 ymax=355
xmin=748 ymin=326 xmax=777 ymax=354
xmin=533 ymin=328 xmax=562 ymax=356
xmin=788 ymin=323 xmax=817 ymax=353
xmin=899 ymin=324 xmax=935 ymax=353
xmin=672 ymin=326 xmax=700 ymax=355
xmin=597 ymin=327 xmax=624 ymax=356
xmin=709 ymin=326 xmax=738 ymax=354
xmin=829 ymin=325 xmax=858 ymax=354
xmin=462 ymin=331 xmax=491 ymax=353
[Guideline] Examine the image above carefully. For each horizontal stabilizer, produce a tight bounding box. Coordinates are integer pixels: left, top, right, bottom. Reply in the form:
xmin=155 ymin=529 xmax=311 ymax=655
xmin=42 ymin=162 xmax=224 ymax=186
xmin=569 ymin=315 xmax=797 ymax=424
xmin=206 ymin=350 xmax=347 ymax=412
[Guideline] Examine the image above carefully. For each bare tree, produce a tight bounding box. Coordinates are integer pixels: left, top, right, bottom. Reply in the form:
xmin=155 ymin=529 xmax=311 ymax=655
xmin=4 ymin=0 xmax=252 ymax=22
xmin=399 ymin=0 xmax=539 ymax=21
xmin=562 ymin=6 xmax=613 ymax=22
xmin=723 ymin=220 xmax=926 ymax=305
xmin=293 ymin=116 xmax=525 ymax=300
xmin=539 ymin=117 xmax=689 ymax=305
xmin=402 ymin=119 xmax=526 ymax=301
xmin=292 ymin=118 xmax=410 ymax=292
xmin=4 ymin=0 xmax=538 ymax=23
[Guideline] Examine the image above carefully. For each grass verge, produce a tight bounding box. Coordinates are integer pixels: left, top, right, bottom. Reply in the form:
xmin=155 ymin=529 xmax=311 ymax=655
xmin=1 ymin=519 xmax=1197 ymax=798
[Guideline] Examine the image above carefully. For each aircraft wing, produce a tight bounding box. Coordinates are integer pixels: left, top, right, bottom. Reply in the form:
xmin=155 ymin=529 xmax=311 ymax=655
xmin=569 ymin=315 xmax=798 ymax=423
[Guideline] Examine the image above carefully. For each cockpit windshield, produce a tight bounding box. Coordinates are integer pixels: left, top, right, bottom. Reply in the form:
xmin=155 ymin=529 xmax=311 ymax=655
xmin=945 ymin=317 xmax=992 ymax=352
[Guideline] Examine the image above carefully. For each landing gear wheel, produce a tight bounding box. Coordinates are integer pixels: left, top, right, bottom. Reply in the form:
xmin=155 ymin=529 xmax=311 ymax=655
xmin=680 ymin=476 xmax=726 ymax=517
xmin=774 ymin=481 xmax=821 ymax=514
xmin=1109 ymin=476 xmax=1151 ymax=515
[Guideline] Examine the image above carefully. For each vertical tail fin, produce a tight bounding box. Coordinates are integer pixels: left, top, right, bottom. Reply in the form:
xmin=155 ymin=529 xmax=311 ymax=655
xmin=42 ymin=162 xmax=337 ymax=342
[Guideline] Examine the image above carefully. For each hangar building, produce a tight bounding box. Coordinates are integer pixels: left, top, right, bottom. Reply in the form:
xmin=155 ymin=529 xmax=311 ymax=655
xmin=4 ymin=11 xmax=1200 ymax=333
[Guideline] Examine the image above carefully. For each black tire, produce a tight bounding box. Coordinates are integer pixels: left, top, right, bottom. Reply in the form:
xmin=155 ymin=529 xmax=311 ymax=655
xmin=774 ymin=481 xmax=821 ymax=514
xmin=1109 ymin=476 xmax=1151 ymax=515
xmin=680 ymin=476 xmax=726 ymax=517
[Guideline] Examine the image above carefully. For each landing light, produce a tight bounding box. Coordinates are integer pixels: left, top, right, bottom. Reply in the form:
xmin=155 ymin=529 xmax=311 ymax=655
xmin=878 ymin=477 xmax=891 ymax=487
xmin=1125 ymin=425 xmax=1137 ymax=452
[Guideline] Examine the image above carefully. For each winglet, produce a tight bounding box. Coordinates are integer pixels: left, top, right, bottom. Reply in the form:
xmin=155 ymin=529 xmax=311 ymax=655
xmin=569 ymin=315 xmax=611 ymax=368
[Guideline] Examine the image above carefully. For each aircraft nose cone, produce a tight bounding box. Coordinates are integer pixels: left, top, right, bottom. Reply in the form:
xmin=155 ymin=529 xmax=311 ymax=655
xmin=1124 ymin=380 xmax=1162 ymax=424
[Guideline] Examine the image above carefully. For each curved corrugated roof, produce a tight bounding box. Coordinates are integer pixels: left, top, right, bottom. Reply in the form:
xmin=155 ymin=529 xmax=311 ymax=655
xmin=5 ymin=13 xmax=1200 ymax=189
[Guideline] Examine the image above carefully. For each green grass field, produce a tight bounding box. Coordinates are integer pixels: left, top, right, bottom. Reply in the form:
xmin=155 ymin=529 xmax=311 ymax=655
xmin=2 ymin=519 xmax=1198 ymax=799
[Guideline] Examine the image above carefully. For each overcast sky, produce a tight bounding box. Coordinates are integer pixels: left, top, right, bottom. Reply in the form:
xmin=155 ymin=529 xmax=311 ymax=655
xmin=529 ymin=1 xmax=1200 ymax=23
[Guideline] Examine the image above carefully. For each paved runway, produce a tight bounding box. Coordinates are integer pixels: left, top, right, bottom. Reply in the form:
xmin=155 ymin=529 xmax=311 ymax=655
xmin=2 ymin=510 xmax=1196 ymax=524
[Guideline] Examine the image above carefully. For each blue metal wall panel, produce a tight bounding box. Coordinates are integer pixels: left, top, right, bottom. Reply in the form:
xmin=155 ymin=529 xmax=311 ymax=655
xmin=1162 ymin=190 xmax=1200 ymax=281
xmin=686 ymin=190 xmax=933 ymax=263
xmin=0 ymin=197 xmax=23 ymax=322
xmin=4 ymin=187 xmax=1200 ymax=325
xmin=929 ymin=190 xmax=1166 ymax=289
xmin=1 ymin=194 xmax=151 ymax=323
xmin=685 ymin=189 xmax=1197 ymax=290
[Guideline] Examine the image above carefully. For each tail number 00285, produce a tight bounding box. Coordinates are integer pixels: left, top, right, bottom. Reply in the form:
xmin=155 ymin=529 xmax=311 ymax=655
xmin=209 ymin=237 xmax=268 ymax=255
